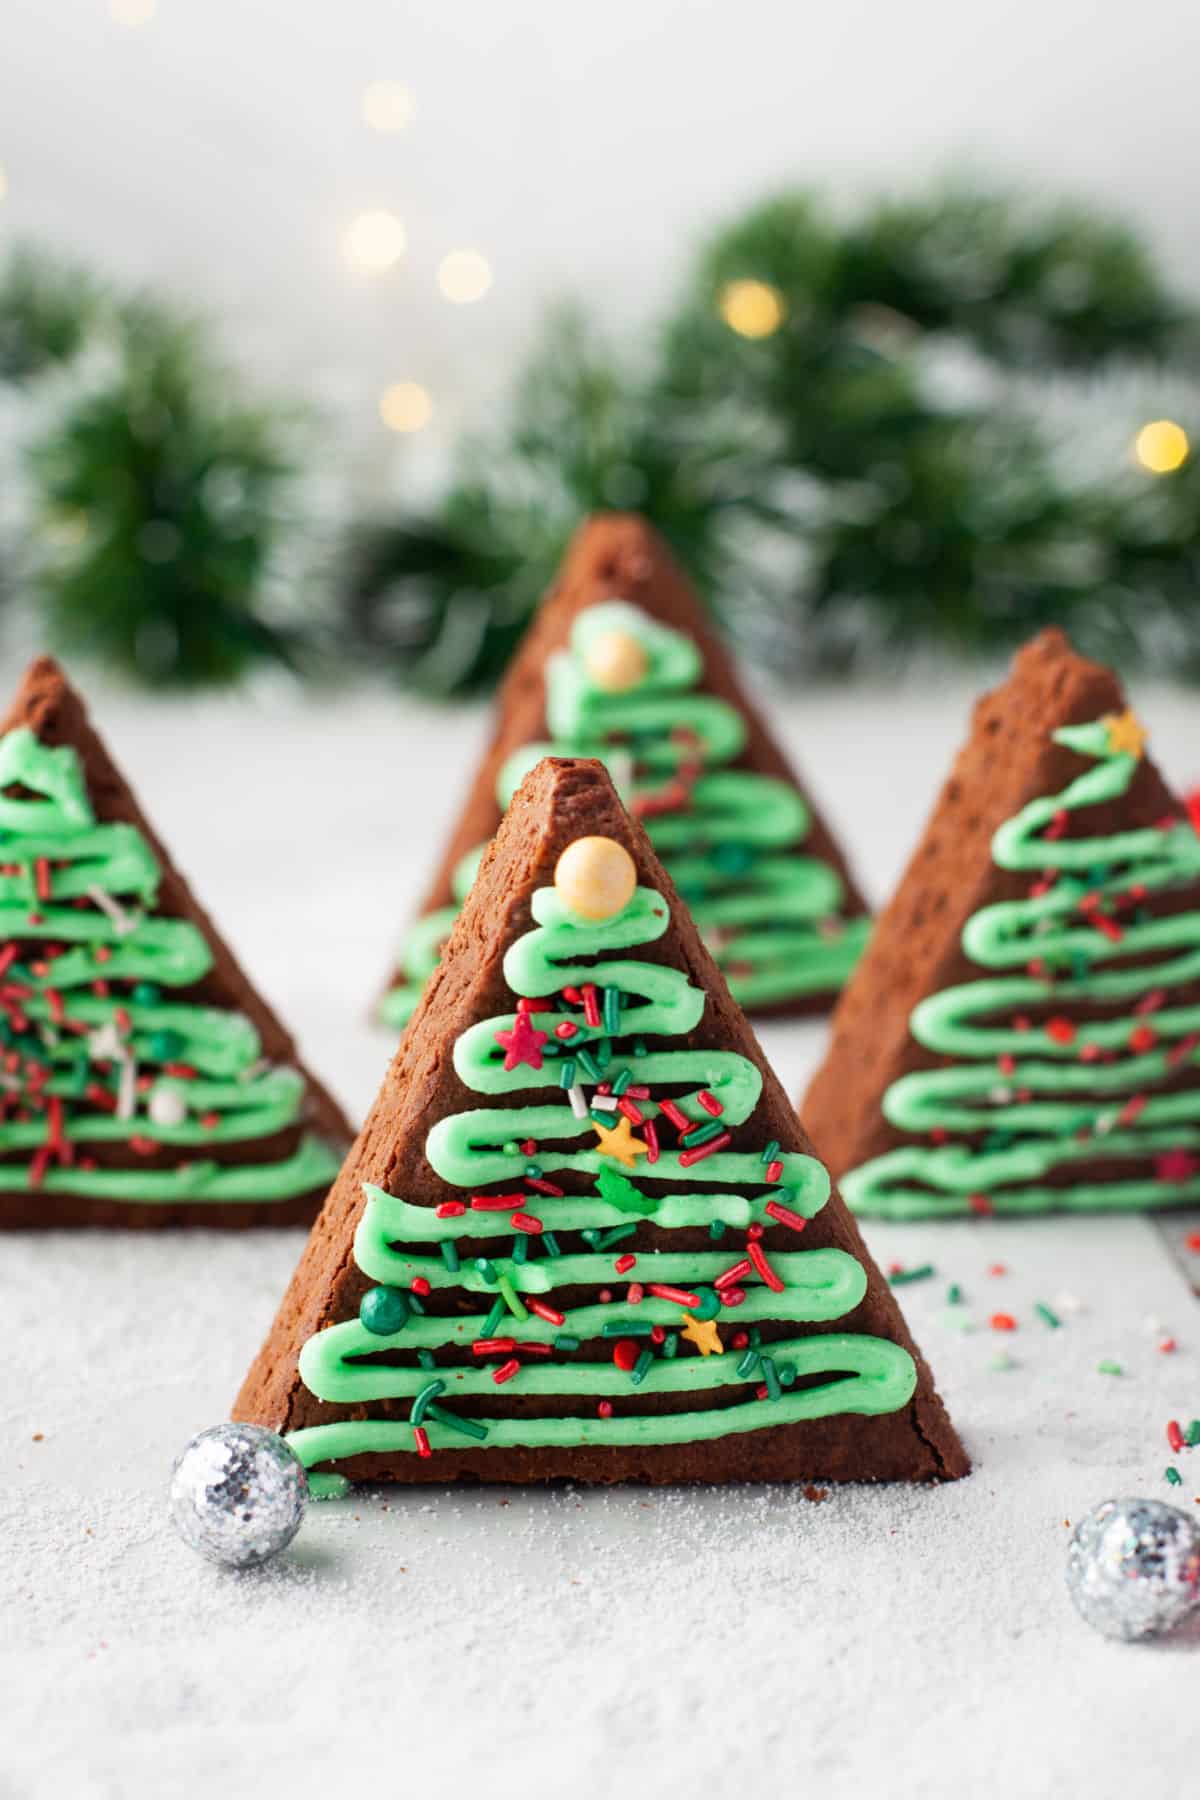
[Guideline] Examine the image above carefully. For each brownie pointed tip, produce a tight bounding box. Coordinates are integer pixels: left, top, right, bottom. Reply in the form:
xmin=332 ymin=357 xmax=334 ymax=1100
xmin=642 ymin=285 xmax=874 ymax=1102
xmin=1 ymin=654 xmax=89 ymax=741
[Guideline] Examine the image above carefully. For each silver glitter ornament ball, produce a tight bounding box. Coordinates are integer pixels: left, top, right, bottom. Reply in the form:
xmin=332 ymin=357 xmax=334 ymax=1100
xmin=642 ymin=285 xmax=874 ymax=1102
xmin=1066 ymin=1497 xmax=1200 ymax=1641
xmin=169 ymin=1423 xmax=308 ymax=1568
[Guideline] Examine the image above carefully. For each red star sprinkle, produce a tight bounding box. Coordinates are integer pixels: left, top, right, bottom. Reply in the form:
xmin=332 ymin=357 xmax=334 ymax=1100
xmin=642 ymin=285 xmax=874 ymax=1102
xmin=493 ymin=1010 xmax=549 ymax=1072
xmin=1154 ymin=1150 xmax=1200 ymax=1184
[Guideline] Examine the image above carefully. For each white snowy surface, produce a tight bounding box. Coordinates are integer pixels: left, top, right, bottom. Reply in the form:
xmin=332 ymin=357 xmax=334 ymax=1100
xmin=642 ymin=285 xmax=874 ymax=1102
xmin=2 ymin=667 xmax=1199 ymax=1800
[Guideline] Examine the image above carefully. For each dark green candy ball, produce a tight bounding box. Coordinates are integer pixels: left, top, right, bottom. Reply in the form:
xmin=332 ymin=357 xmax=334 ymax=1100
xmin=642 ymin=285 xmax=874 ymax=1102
xmin=148 ymin=1028 xmax=186 ymax=1062
xmin=691 ymin=1286 xmax=722 ymax=1321
xmin=359 ymin=1285 xmax=411 ymax=1336
xmin=132 ymin=982 xmax=162 ymax=1006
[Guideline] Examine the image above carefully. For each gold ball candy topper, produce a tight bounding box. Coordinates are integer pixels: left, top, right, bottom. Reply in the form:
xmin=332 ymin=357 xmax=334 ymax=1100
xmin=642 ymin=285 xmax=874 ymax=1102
xmin=583 ymin=629 xmax=649 ymax=694
xmin=554 ymin=836 xmax=637 ymax=921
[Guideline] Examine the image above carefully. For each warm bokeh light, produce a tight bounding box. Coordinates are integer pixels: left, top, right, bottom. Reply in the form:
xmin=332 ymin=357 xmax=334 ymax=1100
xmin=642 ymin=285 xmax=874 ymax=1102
xmin=718 ymin=278 xmax=786 ymax=339
xmin=361 ymin=81 xmax=414 ymax=133
xmin=1133 ymin=418 xmax=1189 ymax=474
xmin=437 ymin=250 xmax=493 ymax=304
xmin=379 ymin=381 xmax=433 ymax=433
xmin=343 ymin=210 xmax=406 ymax=274
xmin=109 ymin=0 xmax=157 ymax=25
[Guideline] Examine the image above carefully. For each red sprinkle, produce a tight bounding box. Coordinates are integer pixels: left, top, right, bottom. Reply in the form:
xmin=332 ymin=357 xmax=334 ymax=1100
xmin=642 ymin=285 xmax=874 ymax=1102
xmin=679 ymin=1131 xmax=731 ymax=1167
xmin=560 ymin=986 xmax=582 ymax=1005
xmin=517 ymin=997 xmax=552 ymax=1013
xmin=1046 ymin=1017 xmax=1076 ymax=1045
xmin=436 ymin=1200 xmax=467 ymax=1218
xmin=617 ymin=1097 xmax=645 ymax=1125
xmin=697 ymin=1090 xmax=723 ymax=1116
xmin=1186 ymin=1231 xmax=1200 ymax=1253
xmin=765 ymin=1160 xmax=783 ymax=1184
xmin=597 ymin=1401 xmax=613 ymax=1419
xmin=614 ymin=1253 xmax=637 ymax=1275
xmin=410 ymin=1276 xmax=431 ymax=1297
xmin=525 ymin=1299 xmax=565 ymax=1326
xmin=582 ymin=984 xmax=601 ymax=1028
xmin=765 ymin=1200 xmax=808 ymax=1232
xmin=627 ymin=1282 xmax=645 ymax=1304
xmin=722 ymin=1288 xmax=746 ymax=1306
xmin=471 ymin=1192 xmax=527 ymax=1211
xmin=714 ymin=1260 xmax=752 ymax=1292
xmin=990 ymin=1313 xmax=1017 ymax=1332
xmin=1129 ymin=1025 xmax=1157 ymax=1054
xmin=510 ymin=1211 xmax=543 ymax=1234
xmin=612 ymin=1339 xmax=640 ymax=1373
xmin=526 ymin=1178 xmax=564 ymax=1197
xmin=515 ymin=1341 xmax=552 ymax=1358
xmin=650 ymin=1325 xmax=666 ymax=1345
xmin=493 ymin=1359 xmax=521 ymax=1385
xmin=969 ymin=1194 xmax=995 ymax=1217
xmin=414 ymin=1426 xmax=431 ymax=1459
xmin=647 ymin=1283 xmax=702 ymax=1307
xmin=472 ymin=1337 xmax=517 ymax=1355
xmin=643 ymin=1119 xmax=660 ymax=1164
xmin=1167 ymin=1419 xmax=1185 ymax=1453
xmin=747 ymin=1240 xmax=785 ymax=1293
xmin=989 ymin=1263 xmax=1008 ymax=1277
xmin=657 ymin=1097 xmax=691 ymax=1135
xmin=1159 ymin=1338 xmax=1178 ymax=1354
xmin=555 ymin=1021 xmax=579 ymax=1041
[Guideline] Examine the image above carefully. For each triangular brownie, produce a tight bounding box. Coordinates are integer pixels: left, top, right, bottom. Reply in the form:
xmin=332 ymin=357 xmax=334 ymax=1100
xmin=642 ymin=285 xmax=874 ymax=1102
xmin=378 ymin=512 xmax=869 ymax=1030
xmin=802 ymin=628 xmax=1200 ymax=1218
xmin=0 ymin=657 xmax=351 ymax=1227
xmin=239 ymin=756 xmax=965 ymax=1489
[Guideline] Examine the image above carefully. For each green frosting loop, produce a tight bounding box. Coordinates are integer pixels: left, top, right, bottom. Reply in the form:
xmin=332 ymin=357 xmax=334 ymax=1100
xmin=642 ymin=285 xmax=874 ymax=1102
xmin=382 ymin=599 xmax=868 ymax=1024
xmin=293 ymin=871 xmax=914 ymax=1486
xmin=844 ymin=713 xmax=1200 ymax=1217
xmin=0 ymin=727 xmax=338 ymax=1204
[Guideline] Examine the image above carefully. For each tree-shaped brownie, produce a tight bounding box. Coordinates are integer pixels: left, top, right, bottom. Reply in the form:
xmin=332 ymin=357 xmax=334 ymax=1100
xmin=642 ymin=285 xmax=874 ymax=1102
xmin=241 ymin=756 xmax=963 ymax=1488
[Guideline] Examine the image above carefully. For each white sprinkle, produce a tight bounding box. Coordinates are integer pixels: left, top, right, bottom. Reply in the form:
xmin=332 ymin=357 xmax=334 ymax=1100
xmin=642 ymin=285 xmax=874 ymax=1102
xmin=1053 ymin=1292 xmax=1084 ymax=1315
xmin=87 ymin=885 xmax=138 ymax=937
xmin=568 ymin=1085 xmax=588 ymax=1119
xmin=88 ymin=1022 xmax=126 ymax=1063
xmin=116 ymin=1053 xmax=137 ymax=1122
xmin=590 ymin=1093 xmax=618 ymax=1112
xmin=148 ymin=1081 xmax=188 ymax=1128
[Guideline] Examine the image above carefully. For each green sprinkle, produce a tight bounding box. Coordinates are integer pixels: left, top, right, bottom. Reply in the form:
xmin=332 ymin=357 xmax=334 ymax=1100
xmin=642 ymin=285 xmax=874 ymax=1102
xmin=603 ymin=987 xmax=621 ymax=1033
xmin=1186 ymin=1420 xmax=1200 ymax=1447
xmin=502 ymin=1139 xmax=520 ymax=1157
xmin=760 ymin=1139 xmax=780 ymax=1166
xmin=511 ymin=1234 xmax=529 ymax=1264
xmin=541 ymin=1230 xmax=561 ymax=1258
xmin=708 ymin=1220 xmax=727 ymax=1241
xmin=603 ymin=1319 xmax=654 ymax=1337
xmin=131 ymin=981 xmax=162 ymax=1006
xmin=590 ymin=1109 xmax=614 ymax=1126
xmin=497 ymin=1275 xmax=528 ymax=1322
xmin=596 ymin=1165 xmax=657 ymax=1216
xmin=1166 ymin=1465 xmax=1183 ymax=1487
xmin=406 ymin=1290 xmax=426 ymax=1315
xmin=575 ymin=1047 xmax=601 ymax=1081
xmin=439 ymin=1240 xmax=460 ymax=1273
xmin=632 ymin=1038 xmax=648 ymax=1058
xmin=596 ymin=1223 xmax=637 ymax=1250
xmin=410 ymin=1379 xmax=446 ymax=1426
xmin=525 ymin=1162 xmax=544 ymax=1180
xmin=593 ymin=1039 xmax=612 ymax=1071
xmin=554 ymin=1332 xmax=580 ymax=1353
xmin=946 ymin=1283 xmax=963 ymax=1305
xmin=761 ymin=1356 xmax=782 ymax=1401
xmin=417 ymin=1349 xmax=436 ymax=1370
xmin=1034 ymin=1302 xmax=1061 ymax=1329
xmin=631 ymin=1349 xmax=654 ymax=1386
xmin=425 ymin=1403 xmax=488 ymax=1442
xmin=611 ymin=1068 xmax=632 ymax=1096
xmin=889 ymin=1263 xmax=935 ymax=1286
xmin=661 ymin=1331 xmax=679 ymax=1359
xmin=690 ymin=1287 xmax=721 ymax=1321
xmin=558 ymin=1060 xmax=577 ymax=1089
xmin=482 ymin=1299 xmax=506 ymax=1338
xmin=748 ymin=1326 xmax=762 ymax=1348
xmin=359 ymin=1286 xmax=410 ymax=1336
xmin=1097 ymin=1359 xmax=1123 ymax=1376
xmin=474 ymin=1257 xmax=498 ymax=1285
xmin=736 ymin=1348 xmax=760 ymax=1379
xmin=777 ymin=1362 xmax=796 ymax=1387
xmin=681 ymin=1119 xmax=724 ymax=1149
xmin=582 ymin=1229 xmax=600 ymax=1248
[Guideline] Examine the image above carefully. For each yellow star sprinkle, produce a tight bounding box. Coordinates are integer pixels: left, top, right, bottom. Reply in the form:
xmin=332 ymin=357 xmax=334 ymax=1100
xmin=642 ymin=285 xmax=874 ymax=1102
xmin=679 ymin=1311 xmax=723 ymax=1356
xmin=590 ymin=1113 xmax=648 ymax=1168
xmin=1103 ymin=709 xmax=1147 ymax=760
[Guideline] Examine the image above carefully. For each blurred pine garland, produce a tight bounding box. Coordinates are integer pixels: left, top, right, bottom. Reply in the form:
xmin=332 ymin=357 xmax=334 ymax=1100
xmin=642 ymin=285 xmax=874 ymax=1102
xmin=3 ymin=181 xmax=1200 ymax=691
xmin=343 ymin=187 xmax=1200 ymax=692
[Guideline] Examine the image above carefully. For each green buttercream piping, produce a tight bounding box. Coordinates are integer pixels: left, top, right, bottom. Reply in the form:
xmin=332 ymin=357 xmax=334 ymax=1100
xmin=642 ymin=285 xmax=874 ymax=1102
xmin=0 ymin=726 xmax=337 ymax=1204
xmin=844 ymin=714 xmax=1200 ymax=1218
xmin=293 ymin=875 xmax=914 ymax=1478
xmin=380 ymin=599 xmax=868 ymax=1021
